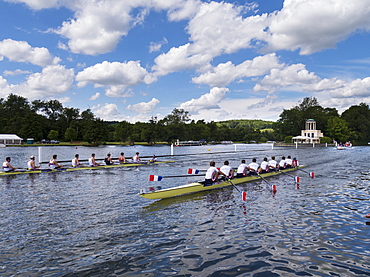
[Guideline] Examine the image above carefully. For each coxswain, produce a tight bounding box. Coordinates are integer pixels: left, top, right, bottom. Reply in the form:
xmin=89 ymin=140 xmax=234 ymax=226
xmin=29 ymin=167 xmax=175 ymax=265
xmin=3 ymin=157 xmax=18 ymax=172
xmin=292 ymin=157 xmax=299 ymax=167
xmin=149 ymin=155 xmax=157 ymax=163
xmin=89 ymin=153 xmax=100 ymax=167
xmin=236 ymin=160 xmax=248 ymax=178
xmin=49 ymin=154 xmax=63 ymax=169
xmin=132 ymin=152 xmax=141 ymax=163
xmin=104 ymin=153 xmax=114 ymax=165
xmin=247 ymin=158 xmax=259 ymax=175
xmin=72 ymin=154 xmax=83 ymax=167
xmin=204 ymin=161 xmax=226 ymax=186
xmin=27 ymin=156 xmax=40 ymax=170
xmin=220 ymin=160 xmax=234 ymax=179
xmin=118 ymin=152 xmax=127 ymax=164
xmin=258 ymin=157 xmax=269 ymax=173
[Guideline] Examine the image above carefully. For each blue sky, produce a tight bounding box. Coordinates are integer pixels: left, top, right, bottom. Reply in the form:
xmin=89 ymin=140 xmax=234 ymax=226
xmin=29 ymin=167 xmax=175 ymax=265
xmin=1 ymin=0 xmax=370 ymax=123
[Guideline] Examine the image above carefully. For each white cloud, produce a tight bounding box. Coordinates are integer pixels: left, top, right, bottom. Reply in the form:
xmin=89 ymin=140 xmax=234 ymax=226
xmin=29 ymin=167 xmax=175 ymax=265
xmin=4 ymin=0 xmax=59 ymax=10
xmin=263 ymin=0 xmax=370 ymax=55
xmin=89 ymin=92 xmax=100 ymax=101
xmin=0 ymin=65 xmax=74 ymax=99
xmin=192 ymin=53 xmax=283 ymax=87
xmin=153 ymin=2 xmax=267 ymax=76
xmin=76 ymin=60 xmax=156 ymax=97
xmin=149 ymin=37 xmax=168 ymax=53
xmin=179 ymin=87 xmax=228 ymax=114
xmin=329 ymin=77 xmax=370 ymax=98
xmin=92 ymin=103 xmax=125 ymax=121
xmin=0 ymin=39 xmax=60 ymax=67
xmin=126 ymin=98 xmax=160 ymax=114
xmin=3 ymin=69 xmax=31 ymax=76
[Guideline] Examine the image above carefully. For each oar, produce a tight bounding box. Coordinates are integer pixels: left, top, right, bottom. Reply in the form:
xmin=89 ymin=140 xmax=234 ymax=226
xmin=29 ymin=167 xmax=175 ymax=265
xmin=297 ymin=168 xmax=315 ymax=178
xmin=227 ymin=178 xmax=247 ymax=201
xmin=257 ymin=173 xmax=277 ymax=193
xmin=149 ymin=174 xmax=205 ymax=181
xmin=279 ymin=170 xmax=301 ymax=183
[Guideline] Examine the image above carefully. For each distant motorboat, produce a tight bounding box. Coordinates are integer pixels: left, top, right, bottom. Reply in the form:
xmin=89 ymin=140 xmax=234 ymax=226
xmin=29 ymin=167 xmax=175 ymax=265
xmin=0 ymin=144 xmax=5 ymax=148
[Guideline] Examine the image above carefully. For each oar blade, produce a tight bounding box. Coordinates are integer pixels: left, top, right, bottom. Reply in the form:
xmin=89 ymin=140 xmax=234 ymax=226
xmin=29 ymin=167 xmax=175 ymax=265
xmin=187 ymin=168 xmax=200 ymax=174
xmin=294 ymin=176 xmax=301 ymax=183
xmin=241 ymin=191 xmax=247 ymax=201
xmin=149 ymin=175 xmax=163 ymax=181
xmin=309 ymin=172 xmax=315 ymax=178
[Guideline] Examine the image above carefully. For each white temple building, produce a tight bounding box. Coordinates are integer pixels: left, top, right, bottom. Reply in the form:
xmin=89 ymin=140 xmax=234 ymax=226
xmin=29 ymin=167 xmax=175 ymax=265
xmin=292 ymin=119 xmax=324 ymax=143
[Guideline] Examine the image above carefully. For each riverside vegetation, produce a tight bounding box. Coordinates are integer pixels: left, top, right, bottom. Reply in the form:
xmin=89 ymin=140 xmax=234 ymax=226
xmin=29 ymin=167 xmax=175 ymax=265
xmin=1 ymin=94 xmax=369 ymax=145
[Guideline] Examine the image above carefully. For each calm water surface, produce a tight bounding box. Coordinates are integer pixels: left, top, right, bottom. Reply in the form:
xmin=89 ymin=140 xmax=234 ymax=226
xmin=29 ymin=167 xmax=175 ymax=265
xmin=0 ymin=144 xmax=369 ymax=276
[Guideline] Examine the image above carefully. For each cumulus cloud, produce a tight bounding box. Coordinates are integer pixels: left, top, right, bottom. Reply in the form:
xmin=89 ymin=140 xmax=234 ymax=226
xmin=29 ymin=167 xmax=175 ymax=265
xmin=179 ymin=87 xmax=228 ymax=114
xmin=89 ymin=92 xmax=100 ymax=101
xmin=0 ymin=39 xmax=60 ymax=67
xmin=0 ymin=65 xmax=74 ymax=99
xmin=126 ymin=98 xmax=160 ymax=114
xmin=192 ymin=53 xmax=282 ymax=87
xmin=263 ymin=0 xmax=370 ymax=55
xmin=92 ymin=103 xmax=123 ymax=121
xmin=153 ymin=2 xmax=267 ymax=76
xmin=329 ymin=77 xmax=370 ymax=98
xmin=76 ymin=60 xmax=156 ymax=97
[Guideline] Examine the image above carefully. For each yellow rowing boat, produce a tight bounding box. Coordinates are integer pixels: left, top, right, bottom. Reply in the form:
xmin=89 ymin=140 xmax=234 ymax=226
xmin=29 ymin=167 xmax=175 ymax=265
xmin=139 ymin=166 xmax=306 ymax=200
xmin=0 ymin=160 xmax=174 ymax=176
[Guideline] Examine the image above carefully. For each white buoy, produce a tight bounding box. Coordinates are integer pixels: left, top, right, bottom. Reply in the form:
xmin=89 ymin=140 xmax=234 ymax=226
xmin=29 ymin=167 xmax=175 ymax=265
xmin=171 ymin=143 xmax=173 ymax=156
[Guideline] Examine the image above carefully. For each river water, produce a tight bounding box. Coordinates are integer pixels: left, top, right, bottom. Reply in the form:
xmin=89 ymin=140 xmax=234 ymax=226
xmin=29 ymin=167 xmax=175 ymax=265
xmin=0 ymin=144 xmax=369 ymax=276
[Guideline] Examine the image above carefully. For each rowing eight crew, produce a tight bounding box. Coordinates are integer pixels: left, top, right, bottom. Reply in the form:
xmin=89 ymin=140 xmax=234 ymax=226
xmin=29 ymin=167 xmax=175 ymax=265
xmin=2 ymin=151 xmax=156 ymax=172
xmin=205 ymin=156 xmax=299 ymax=184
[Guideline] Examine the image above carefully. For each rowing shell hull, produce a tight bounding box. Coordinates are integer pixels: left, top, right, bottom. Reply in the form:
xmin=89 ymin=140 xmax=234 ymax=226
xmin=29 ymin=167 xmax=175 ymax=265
xmin=139 ymin=166 xmax=306 ymax=200
xmin=0 ymin=160 xmax=174 ymax=176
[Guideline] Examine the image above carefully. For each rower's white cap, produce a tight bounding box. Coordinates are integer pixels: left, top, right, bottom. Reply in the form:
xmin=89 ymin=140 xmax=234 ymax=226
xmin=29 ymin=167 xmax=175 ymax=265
xmin=30 ymin=155 xmax=35 ymax=159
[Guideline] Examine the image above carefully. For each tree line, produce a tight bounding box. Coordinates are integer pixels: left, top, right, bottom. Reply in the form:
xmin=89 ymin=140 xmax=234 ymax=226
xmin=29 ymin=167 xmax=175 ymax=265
xmin=0 ymin=94 xmax=369 ymax=145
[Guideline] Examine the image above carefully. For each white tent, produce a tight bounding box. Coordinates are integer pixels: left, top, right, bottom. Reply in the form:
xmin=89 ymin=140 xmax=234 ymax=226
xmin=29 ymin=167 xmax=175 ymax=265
xmin=292 ymin=135 xmax=313 ymax=143
xmin=0 ymin=134 xmax=23 ymax=145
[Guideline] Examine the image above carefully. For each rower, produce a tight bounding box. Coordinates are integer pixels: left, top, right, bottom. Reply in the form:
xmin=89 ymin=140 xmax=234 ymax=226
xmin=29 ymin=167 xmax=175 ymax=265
xmin=236 ymin=160 xmax=248 ymax=178
xmin=3 ymin=157 xmax=18 ymax=172
xmin=247 ymin=158 xmax=259 ymax=176
xmin=49 ymin=154 xmax=64 ymax=169
xmin=132 ymin=152 xmax=141 ymax=163
xmin=278 ymin=156 xmax=286 ymax=169
xmin=89 ymin=153 xmax=100 ymax=167
xmin=268 ymin=156 xmax=277 ymax=171
xmin=220 ymin=160 xmax=234 ymax=179
xmin=285 ymin=156 xmax=293 ymax=168
xmin=104 ymin=153 xmax=114 ymax=165
xmin=258 ymin=157 xmax=269 ymax=173
xmin=27 ymin=156 xmax=40 ymax=170
xmin=72 ymin=154 xmax=83 ymax=167
xmin=204 ymin=161 xmax=226 ymax=186
xmin=118 ymin=152 xmax=127 ymax=164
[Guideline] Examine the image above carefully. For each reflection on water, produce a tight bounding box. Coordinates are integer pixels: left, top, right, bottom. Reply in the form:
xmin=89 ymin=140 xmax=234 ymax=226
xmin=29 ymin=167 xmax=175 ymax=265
xmin=0 ymin=145 xmax=370 ymax=276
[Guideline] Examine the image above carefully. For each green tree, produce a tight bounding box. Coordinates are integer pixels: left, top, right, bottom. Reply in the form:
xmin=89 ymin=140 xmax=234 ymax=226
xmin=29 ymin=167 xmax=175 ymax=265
xmin=326 ymin=117 xmax=351 ymax=143
xmin=48 ymin=130 xmax=59 ymax=140
xmin=65 ymin=127 xmax=78 ymax=142
xmin=341 ymin=103 xmax=370 ymax=144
